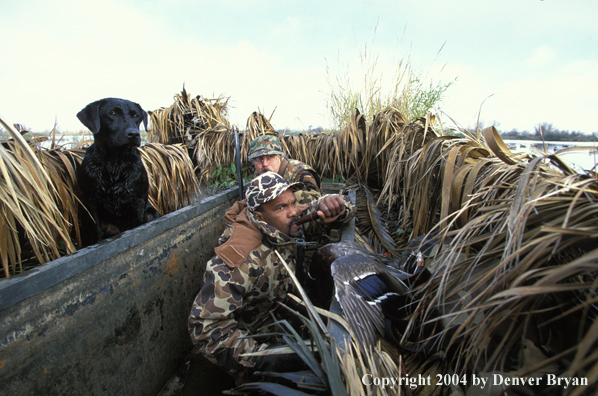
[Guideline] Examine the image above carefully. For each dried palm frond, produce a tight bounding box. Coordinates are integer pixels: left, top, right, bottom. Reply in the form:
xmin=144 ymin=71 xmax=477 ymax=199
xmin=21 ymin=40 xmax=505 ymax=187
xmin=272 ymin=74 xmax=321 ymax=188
xmin=326 ymin=117 xmax=598 ymax=393
xmin=277 ymin=109 xmax=441 ymax=191
xmin=149 ymin=89 xmax=278 ymax=186
xmin=378 ymin=126 xmax=546 ymax=241
xmin=366 ymin=107 xmax=407 ymax=185
xmin=275 ymin=108 xmax=417 ymax=186
xmin=354 ymin=183 xmax=399 ymax=257
xmin=139 ymin=143 xmax=200 ymax=215
xmin=149 ymin=91 xmax=428 ymax=193
xmin=398 ymin=139 xmax=598 ymax=394
xmin=246 ymin=110 xmax=276 ymax=139
xmin=36 ymin=147 xmax=86 ymax=249
xmin=193 ymin=129 xmax=234 ymax=184
xmin=0 ymin=117 xmax=77 ymax=278
xmin=148 ymin=86 xmax=230 ymax=147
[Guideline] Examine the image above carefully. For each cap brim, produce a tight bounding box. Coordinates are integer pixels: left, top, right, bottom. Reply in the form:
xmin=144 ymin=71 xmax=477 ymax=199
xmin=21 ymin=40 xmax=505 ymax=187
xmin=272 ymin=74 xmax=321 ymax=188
xmin=265 ymin=181 xmax=304 ymax=205
xmin=249 ymin=149 xmax=285 ymax=160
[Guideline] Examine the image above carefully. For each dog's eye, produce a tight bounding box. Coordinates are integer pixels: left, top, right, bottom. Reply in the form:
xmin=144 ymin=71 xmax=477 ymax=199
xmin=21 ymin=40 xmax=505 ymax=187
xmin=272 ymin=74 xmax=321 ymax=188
xmin=110 ymin=111 xmax=117 ymax=116
xmin=132 ymin=114 xmax=138 ymax=118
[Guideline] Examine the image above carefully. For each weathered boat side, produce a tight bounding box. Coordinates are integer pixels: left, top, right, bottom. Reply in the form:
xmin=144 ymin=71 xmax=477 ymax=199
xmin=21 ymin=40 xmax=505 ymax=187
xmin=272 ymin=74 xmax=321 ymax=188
xmin=0 ymin=187 xmax=239 ymax=396
xmin=0 ymin=184 xmax=355 ymax=396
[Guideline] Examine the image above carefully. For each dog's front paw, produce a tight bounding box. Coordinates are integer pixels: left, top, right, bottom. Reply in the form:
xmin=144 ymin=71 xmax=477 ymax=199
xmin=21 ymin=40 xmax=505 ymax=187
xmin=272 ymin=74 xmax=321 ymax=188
xmin=143 ymin=206 xmax=161 ymax=223
xmin=101 ymin=223 xmax=122 ymax=238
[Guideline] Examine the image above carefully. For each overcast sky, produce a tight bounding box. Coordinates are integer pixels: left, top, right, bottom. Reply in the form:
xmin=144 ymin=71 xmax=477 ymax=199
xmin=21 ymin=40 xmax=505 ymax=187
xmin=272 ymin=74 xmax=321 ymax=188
xmin=1 ymin=0 xmax=597 ymax=134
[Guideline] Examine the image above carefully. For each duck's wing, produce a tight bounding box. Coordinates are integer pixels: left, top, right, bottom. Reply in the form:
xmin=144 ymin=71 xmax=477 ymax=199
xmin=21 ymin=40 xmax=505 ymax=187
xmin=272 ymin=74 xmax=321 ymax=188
xmin=331 ymin=255 xmax=398 ymax=348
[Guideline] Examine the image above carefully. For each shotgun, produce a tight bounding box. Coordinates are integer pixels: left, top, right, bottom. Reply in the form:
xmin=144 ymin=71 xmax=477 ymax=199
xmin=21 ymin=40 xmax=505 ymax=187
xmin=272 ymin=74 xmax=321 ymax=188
xmin=233 ymin=127 xmax=244 ymax=201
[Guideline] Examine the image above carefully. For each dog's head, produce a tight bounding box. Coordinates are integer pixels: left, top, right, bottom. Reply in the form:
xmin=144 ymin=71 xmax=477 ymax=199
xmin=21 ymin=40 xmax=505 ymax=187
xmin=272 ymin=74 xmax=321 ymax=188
xmin=77 ymin=98 xmax=148 ymax=149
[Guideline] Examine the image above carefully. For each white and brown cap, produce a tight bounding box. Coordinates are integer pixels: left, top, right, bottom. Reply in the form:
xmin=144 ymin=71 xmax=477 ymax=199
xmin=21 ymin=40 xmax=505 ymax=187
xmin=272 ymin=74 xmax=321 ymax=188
xmin=245 ymin=171 xmax=303 ymax=212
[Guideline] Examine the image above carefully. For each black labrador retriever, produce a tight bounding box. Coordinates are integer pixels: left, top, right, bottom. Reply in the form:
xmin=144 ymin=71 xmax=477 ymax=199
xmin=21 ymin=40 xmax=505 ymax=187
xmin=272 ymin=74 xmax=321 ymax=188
xmin=76 ymin=97 xmax=160 ymax=247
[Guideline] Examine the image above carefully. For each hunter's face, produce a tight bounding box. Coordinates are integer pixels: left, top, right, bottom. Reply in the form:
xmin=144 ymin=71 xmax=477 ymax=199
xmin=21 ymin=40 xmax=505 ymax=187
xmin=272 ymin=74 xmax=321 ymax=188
xmin=254 ymin=189 xmax=301 ymax=237
xmin=252 ymin=154 xmax=282 ymax=175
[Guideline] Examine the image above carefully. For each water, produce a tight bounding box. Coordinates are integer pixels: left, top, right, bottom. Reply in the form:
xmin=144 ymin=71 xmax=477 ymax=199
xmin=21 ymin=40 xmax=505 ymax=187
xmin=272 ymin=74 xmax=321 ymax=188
xmin=34 ymin=133 xmax=148 ymax=149
xmin=27 ymin=134 xmax=91 ymax=150
xmin=503 ymin=140 xmax=598 ymax=173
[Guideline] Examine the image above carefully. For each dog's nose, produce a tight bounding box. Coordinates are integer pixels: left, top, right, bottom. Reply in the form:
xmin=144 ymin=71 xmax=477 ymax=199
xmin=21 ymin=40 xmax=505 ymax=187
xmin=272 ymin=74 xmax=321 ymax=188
xmin=126 ymin=129 xmax=141 ymax=139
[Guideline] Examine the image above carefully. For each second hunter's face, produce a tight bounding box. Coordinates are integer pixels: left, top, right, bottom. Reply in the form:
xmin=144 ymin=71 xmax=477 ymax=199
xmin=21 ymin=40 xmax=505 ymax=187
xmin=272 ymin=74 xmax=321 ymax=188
xmin=253 ymin=154 xmax=281 ymax=175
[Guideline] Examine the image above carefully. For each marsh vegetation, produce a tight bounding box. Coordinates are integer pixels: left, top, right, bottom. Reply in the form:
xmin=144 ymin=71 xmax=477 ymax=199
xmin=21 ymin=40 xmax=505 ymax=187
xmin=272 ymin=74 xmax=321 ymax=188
xmin=1 ymin=49 xmax=597 ymax=395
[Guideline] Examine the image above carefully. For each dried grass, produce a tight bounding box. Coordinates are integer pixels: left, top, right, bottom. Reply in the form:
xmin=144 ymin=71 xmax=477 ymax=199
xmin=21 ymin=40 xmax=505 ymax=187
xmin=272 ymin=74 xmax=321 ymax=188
xmin=0 ymin=118 xmax=77 ymax=277
xmin=0 ymin=118 xmax=199 ymax=278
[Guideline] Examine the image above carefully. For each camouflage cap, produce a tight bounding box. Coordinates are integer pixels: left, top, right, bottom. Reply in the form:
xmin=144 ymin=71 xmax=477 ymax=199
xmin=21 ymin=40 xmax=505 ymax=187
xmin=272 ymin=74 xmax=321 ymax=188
xmin=248 ymin=135 xmax=285 ymax=160
xmin=246 ymin=171 xmax=303 ymax=212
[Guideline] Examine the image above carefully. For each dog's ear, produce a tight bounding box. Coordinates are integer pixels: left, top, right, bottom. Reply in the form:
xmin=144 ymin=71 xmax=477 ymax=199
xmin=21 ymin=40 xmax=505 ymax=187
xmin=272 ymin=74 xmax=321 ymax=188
xmin=137 ymin=103 xmax=149 ymax=132
xmin=77 ymin=101 xmax=101 ymax=134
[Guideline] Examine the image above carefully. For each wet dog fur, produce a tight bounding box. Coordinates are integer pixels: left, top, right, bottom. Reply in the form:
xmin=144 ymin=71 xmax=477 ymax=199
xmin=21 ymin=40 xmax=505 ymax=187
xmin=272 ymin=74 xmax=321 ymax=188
xmin=76 ymin=97 xmax=160 ymax=247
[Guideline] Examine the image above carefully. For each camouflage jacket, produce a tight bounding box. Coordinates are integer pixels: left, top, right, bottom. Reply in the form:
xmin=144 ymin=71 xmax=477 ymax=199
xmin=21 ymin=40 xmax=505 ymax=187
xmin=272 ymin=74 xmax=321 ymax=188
xmin=278 ymin=158 xmax=321 ymax=204
xmin=188 ymin=195 xmax=354 ymax=376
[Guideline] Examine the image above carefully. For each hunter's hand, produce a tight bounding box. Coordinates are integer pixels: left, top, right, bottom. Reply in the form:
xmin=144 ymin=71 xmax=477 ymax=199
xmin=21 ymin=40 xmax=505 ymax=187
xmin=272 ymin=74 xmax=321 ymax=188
xmin=317 ymin=195 xmax=346 ymax=223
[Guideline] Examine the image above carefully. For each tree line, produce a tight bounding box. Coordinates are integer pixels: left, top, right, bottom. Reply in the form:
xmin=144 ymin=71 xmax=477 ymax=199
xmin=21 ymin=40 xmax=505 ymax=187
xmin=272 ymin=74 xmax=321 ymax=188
xmin=499 ymin=122 xmax=597 ymax=142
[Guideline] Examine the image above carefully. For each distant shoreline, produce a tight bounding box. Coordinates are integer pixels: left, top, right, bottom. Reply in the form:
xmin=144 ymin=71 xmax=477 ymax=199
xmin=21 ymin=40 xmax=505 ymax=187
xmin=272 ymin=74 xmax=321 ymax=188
xmin=500 ymin=136 xmax=598 ymax=142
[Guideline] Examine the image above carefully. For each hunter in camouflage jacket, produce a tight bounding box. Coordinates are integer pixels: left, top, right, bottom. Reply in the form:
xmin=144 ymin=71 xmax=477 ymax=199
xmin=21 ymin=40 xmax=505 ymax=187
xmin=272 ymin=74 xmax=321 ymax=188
xmin=188 ymin=193 xmax=354 ymax=378
xmin=248 ymin=134 xmax=322 ymax=204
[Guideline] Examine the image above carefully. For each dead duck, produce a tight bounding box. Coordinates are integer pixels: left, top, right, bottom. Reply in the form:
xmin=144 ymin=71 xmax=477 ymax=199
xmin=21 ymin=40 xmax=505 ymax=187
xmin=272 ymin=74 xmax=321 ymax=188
xmin=310 ymin=242 xmax=425 ymax=350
